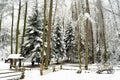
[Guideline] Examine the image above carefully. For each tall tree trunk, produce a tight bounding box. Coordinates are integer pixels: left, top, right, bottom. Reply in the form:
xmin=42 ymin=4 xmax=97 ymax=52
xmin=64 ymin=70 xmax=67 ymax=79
xmin=101 ymin=12 xmax=107 ymax=63
xmin=91 ymin=26 xmax=94 ymax=63
xmin=116 ymin=0 xmax=120 ymax=19
xmin=76 ymin=0 xmax=82 ymax=71
xmin=95 ymin=11 xmax=101 ymax=63
xmin=0 ymin=14 xmax=2 ymax=31
xmin=53 ymin=0 xmax=58 ymax=25
xmin=84 ymin=0 xmax=90 ymax=70
xmin=95 ymin=0 xmax=102 ymax=63
xmin=15 ymin=0 xmax=21 ymax=54
xmin=77 ymin=21 xmax=82 ymax=71
xmin=20 ymin=1 xmax=28 ymax=55
xmin=0 ymin=0 xmax=4 ymax=31
xmin=85 ymin=19 xmax=89 ymax=70
xmin=41 ymin=0 xmax=47 ymax=72
xmin=108 ymin=0 xmax=118 ymax=32
xmin=36 ymin=0 xmax=38 ymax=11
xmin=11 ymin=1 xmax=14 ymax=54
xmin=97 ymin=0 xmax=107 ymax=63
xmin=45 ymin=0 xmax=53 ymax=69
xmin=71 ymin=1 xmax=78 ymax=63
xmin=85 ymin=0 xmax=94 ymax=64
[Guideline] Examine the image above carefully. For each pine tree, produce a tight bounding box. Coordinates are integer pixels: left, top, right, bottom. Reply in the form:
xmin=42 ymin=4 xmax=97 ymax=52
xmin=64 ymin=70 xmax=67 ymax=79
xmin=51 ymin=18 xmax=63 ymax=62
xmin=64 ymin=22 xmax=75 ymax=61
xmin=23 ymin=6 xmax=42 ymax=65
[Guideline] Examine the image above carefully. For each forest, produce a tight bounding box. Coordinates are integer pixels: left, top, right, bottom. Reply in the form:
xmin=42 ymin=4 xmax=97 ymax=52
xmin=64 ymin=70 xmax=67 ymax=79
xmin=0 ymin=0 xmax=120 ymax=74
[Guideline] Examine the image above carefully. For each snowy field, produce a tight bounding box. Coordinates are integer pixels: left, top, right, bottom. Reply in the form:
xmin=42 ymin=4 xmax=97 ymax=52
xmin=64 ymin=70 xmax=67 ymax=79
xmin=0 ymin=61 xmax=120 ymax=80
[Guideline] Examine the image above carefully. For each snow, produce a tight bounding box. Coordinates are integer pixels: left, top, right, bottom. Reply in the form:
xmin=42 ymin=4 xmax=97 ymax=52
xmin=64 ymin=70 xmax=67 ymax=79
xmin=1 ymin=61 xmax=120 ymax=80
xmin=7 ymin=54 xmax=24 ymax=59
xmin=0 ymin=0 xmax=120 ymax=80
xmin=0 ymin=61 xmax=9 ymax=69
xmin=23 ymin=64 xmax=120 ymax=80
xmin=84 ymin=13 xmax=96 ymax=23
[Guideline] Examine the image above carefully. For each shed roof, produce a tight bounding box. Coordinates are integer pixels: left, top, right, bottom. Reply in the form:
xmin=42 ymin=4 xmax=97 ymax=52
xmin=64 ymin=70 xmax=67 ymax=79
xmin=7 ymin=54 xmax=24 ymax=59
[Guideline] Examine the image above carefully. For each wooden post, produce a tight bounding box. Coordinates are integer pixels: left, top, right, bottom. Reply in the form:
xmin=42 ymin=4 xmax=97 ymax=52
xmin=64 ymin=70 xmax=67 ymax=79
xmin=40 ymin=64 xmax=43 ymax=75
xmin=19 ymin=59 xmax=21 ymax=67
xmin=60 ymin=63 xmax=62 ymax=70
xmin=60 ymin=58 xmax=62 ymax=69
xmin=20 ymin=67 xmax=25 ymax=79
xmin=10 ymin=59 xmax=12 ymax=69
xmin=52 ymin=64 xmax=56 ymax=72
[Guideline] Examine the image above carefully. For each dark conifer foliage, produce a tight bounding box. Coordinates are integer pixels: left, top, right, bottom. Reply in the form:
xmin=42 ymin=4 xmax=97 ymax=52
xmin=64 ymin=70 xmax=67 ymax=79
xmin=64 ymin=22 xmax=75 ymax=60
xmin=51 ymin=18 xmax=64 ymax=61
xmin=23 ymin=6 xmax=43 ymax=62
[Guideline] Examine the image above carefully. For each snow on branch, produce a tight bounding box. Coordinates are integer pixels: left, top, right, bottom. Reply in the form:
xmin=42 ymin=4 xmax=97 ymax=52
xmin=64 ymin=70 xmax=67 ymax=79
xmin=72 ymin=12 xmax=96 ymax=26
xmin=84 ymin=12 xmax=96 ymax=24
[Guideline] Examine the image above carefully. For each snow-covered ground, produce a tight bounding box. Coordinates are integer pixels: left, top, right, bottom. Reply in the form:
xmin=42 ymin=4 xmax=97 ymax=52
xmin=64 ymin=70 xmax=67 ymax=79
xmin=24 ymin=69 xmax=120 ymax=80
xmin=0 ymin=61 xmax=120 ymax=80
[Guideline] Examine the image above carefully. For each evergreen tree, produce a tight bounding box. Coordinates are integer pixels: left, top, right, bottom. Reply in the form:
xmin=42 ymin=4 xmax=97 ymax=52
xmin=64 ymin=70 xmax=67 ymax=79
xmin=64 ymin=22 xmax=75 ymax=61
xmin=23 ymin=7 xmax=42 ymax=64
xmin=51 ymin=18 xmax=63 ymax=62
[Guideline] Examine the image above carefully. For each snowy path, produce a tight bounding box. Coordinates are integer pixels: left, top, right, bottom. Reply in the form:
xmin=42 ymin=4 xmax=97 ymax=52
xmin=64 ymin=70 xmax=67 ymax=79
xmin=0 ymin=61 xmax=22 ymax=80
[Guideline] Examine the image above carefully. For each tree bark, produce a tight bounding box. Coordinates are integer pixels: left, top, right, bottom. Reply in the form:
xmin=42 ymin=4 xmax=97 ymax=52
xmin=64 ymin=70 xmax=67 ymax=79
xmin=85 ymin=0 xmax=94 ymax=64
xmin=11 ymin=1 xmax=14 ymax=54
xmin=84 ymin=0 xmax=90 ymax=70
xmin=15 ymin=0 xmax=21 ymax=54
xmin=108 ymin=0 xmax=118 ymax=31
xmin=45 ymin=0 xmax=53 ymax=69
xmin=53 ymin=0 xmax=58 ymax=25
xmin=0 ymin=0 xmax=4 ymax=31
xmin=0 ymin=14 xmax=2 ymax=31
xmin=97 ymin=0 xmax=107 ymax=63
xmin=116 ymin=0 xmax=120 ymax=19
xmin=41 ymin=0 xmax=47 ymax=72
xmin=76 ymin=0 xmax=82 ymax=71
xmin=20 ymin=1 xmax=28 ymax=55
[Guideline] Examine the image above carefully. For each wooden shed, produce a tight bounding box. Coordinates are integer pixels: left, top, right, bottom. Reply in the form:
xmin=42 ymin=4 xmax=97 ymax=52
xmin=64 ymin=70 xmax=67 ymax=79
xmin=7 ymin=54 xmax=24 ymax=69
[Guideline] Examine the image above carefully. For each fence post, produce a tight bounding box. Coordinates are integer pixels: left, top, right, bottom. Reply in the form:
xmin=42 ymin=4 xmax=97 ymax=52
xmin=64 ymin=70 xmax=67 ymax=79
xmin=40 ymin=64 xmax=43 ymax=75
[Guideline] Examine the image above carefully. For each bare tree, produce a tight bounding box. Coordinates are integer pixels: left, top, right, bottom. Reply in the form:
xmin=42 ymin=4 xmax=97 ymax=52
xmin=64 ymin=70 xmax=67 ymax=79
xmin=116 ymin=0 xmax=120 ymax=19
xmin=41 ymin=0 xmax=47 ymax=75
xmin=15 ymin=0 xmax=21 ymax=54
xmin=84 ymin=0 xmax=90 ymax=70
xmin=96 ymin=0 xmax=107 ymax=63
xmin=20 ymin=0 xmax=28 ymax=55
xmin=85 ymin=0 xmax=94 ymax=64
xmin=0 ymin=13 xmax=2 ymax=31
xmin=0 ymin=0 xmax=4 ymax=31
xmin=11 ymin=0 xmax=14 ymax=54
xmin=45 ymin=0 xmax=53 ymax=69
xmin=53 ymin=0 xmax=58 ymax=25
xmin=108 ymin=0 xmax=118 ymax=32
xmin=77 ymin=0 xmax=82 ymax=72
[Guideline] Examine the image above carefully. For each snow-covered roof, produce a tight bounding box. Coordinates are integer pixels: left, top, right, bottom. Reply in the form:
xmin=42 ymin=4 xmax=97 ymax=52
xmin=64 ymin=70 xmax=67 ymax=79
xmin=7 ymin=54 xmax=24 ymax=59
